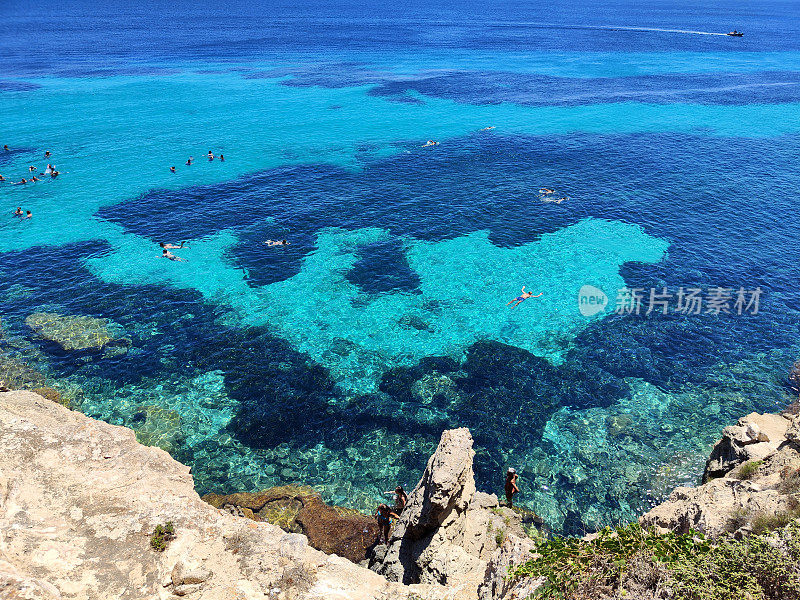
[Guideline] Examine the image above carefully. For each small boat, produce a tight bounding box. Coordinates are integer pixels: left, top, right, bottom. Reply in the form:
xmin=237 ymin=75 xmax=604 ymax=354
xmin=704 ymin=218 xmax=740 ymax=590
xmin=727 ymin=30 xmax=744 ymax=37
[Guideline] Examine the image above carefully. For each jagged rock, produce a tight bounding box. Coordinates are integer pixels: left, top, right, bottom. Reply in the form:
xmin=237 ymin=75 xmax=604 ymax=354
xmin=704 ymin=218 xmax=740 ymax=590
xmin=203 ymin=485 xmax=380 ymax=563
xmin=172 ymin=583 xmax=203 ymax=596
xmin=478 ymin=534 xmax=540 ymax=600
xmin=25 ymin=312 xmax=119 ymax=352
xmin=371 ymin=428 xmax=517 ymax=596
xmin=643 ymin=437 xmax=800 ymax=536
xmin=702 ymin=412 xmax=789 ymax=482
xmin=0 ymin=390 xmax=453 ymax=600
xmin=786 ymin=416 xmax=800 ymax=445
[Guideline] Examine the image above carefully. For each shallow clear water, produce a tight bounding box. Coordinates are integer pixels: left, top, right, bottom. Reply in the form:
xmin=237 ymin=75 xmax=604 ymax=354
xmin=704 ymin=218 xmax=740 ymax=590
xmin=1 ymin=0 xmax=799 ymax=532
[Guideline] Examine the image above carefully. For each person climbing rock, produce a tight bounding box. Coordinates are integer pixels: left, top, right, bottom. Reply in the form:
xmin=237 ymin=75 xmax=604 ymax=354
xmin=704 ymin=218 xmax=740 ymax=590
xmin=375 ymin=503 xmax=400 ymax=544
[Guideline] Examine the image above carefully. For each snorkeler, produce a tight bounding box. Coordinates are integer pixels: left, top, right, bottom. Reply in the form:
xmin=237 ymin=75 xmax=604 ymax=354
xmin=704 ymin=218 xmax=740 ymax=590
xmin=506 ymin=286 xmax=542 ymax=309
xmin=160 ymin=241 xmax=185 ymax=249
xmin=264 ymin=239 xmax=289 ymax=246
xmin=505 ymin=468 xmax=520 ymax=508
xmin=170 ymin=166 xmax=176 ymax=173
xmin=162 ymin=248 xmax=186 ymax=262
xmin=375 ymin=503 xmax=400 ymax=545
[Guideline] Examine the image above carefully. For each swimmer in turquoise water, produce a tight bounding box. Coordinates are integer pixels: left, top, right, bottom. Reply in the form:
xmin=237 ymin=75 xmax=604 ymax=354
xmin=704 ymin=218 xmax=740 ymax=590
xmin=162 ymin=248 xmax=186 ymax=262
xmin=506 ymin=286 xmax=542 ymax=309
xmin=170 ymin=166 xmax=176 ymax=173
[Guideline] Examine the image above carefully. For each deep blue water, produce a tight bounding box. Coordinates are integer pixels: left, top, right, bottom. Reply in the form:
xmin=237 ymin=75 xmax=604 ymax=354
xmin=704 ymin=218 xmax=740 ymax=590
xmin=2 ymin=0 xmax=800 ymax=533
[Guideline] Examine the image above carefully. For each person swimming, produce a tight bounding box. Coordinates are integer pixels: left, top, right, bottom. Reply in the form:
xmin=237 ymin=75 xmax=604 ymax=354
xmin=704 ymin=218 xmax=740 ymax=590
xmin=480 ymin=126 xmax=496 ymax=131
xmin=264 ymin=239 xmax=289 ymax=246
xmin=30 ymin=176 xmax=39 ymax=182
xmin=185 ymin=157 xmax=193 ymax=166
xmin=45 ymin=150 xmax=51 ymax=158
xmin=219 ymin=154 xmax=225 ymax=162
xmin=25 ymin=210 xmax=32 ymax=219
xmin=28 ymin=166 xmax=36 ymax=173
xmin=13 ymin=207 xmax=22 ymax=217
xmin=169 ymin=166 xmax=176 ymax=173
xmin=0 ymin=175 xmax=5 ymax=182
xmin=207 ymin=150 xmax=214 ymax=161
xmin=50 ymin=171 xmax=59 ymax=178
xmin=422 ymin=140 xmax=439 ymax=147
xmin=160 ymin=241 xmax=185 ymax=249
xmin=18 ymin=178 xmax=27 ymax=184
xmin=538 ymin=188 xmax=555 ymax=195
xmin=3 ymin=145 xmax=8 ymax=152
xmin=506 ymin=286 xmax=542 ymax=309
xmin=162 ymin=248 xmax=185 ymax=262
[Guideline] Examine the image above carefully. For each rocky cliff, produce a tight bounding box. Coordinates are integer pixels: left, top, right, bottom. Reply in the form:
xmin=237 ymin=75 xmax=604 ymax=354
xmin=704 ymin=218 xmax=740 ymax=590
xmin=641 ymin=409 xmax=800 ymax=537
xmin=0 ymin=390 xmax=454 ymax=600
xmin=4 ymin=386 xmax=800 ymax=600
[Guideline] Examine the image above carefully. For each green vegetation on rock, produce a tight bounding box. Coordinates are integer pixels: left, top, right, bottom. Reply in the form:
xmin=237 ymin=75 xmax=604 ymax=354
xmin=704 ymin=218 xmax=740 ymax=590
xmin=510 ymin=521 xmax=800 ymax=600
xmin=150 ymin=521 xmax=175 ymax=552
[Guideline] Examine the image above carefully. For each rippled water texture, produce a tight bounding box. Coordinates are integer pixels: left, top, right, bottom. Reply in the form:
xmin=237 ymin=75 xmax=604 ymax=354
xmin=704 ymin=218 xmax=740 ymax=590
xmin=1 ymin=0 xmax=799 ymax=532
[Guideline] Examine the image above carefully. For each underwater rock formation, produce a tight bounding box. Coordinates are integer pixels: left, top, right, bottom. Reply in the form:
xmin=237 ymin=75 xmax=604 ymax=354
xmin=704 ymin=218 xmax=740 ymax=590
xmin=202 ymin=485 xmax=380 ymax=563
xmin=25 ymin=311 xmax=120 ymax=352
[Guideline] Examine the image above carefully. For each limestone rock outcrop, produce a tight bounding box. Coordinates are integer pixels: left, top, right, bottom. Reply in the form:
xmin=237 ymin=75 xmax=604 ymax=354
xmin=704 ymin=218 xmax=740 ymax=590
xmin=643 ymin=411 xmax=800 ymax=537
xmin=203 ymin=485 xmax=380 ymax=563
xmin=0 ymin=390 xmax=456 ymax=600
xmin=702 ymin=412 xmax=789 ymax=482
xmin=370 ymin=428 xmax=528 ymax=597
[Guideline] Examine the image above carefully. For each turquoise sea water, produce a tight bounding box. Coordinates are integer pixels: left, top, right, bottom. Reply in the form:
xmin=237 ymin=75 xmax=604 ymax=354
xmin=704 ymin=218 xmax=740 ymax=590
xmin=2 ymin=0 xmax=800 ymax=532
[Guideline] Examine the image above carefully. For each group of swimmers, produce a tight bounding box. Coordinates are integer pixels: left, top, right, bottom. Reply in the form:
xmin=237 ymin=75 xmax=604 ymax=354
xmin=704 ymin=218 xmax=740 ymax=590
xmin=538 ymin=188 xmax=569 ymax=204
xmin=1 ymin=147 xmax=61 ymax=185
xmin=374 ymin=468 xmax=523 ymax=544
xmin=171 ymin=150 xmax=225 ymax=172
xmin=12 ymin=207 xmax=32 ymax=219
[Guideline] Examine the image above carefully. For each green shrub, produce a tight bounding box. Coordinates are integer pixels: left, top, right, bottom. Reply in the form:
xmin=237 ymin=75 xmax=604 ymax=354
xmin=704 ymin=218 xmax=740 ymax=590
xmin=751 ymin=511 xmax=794 ymax=536
xmin=735 ymin=460 xmax=764 ymax=481
xmin=510 ymin=523 xmax=710 ymax=599
xmin=150 ymin=521 xmax=176 ymax=552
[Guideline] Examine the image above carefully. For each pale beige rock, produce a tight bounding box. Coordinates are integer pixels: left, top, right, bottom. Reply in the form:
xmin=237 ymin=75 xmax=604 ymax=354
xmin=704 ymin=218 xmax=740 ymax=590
xmin=0 ymin=390 xmax=458 ymax=600
xmin=644 ymin=426 xmax=800 ymax=537
xmin=703 ymin=411 xmax=790 ymax=482
xmin=372 ymin=429 xmax=523 ymax=597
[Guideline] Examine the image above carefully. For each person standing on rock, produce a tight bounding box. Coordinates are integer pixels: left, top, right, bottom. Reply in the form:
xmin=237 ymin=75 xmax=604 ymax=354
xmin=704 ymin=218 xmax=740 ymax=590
xmin=505 ymin=468 xmax=520 ymax=507
xmin=375 ymin=504 xmax=400 ymax=545
xmin=384 ymin=485 xmax=408 ymax=513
